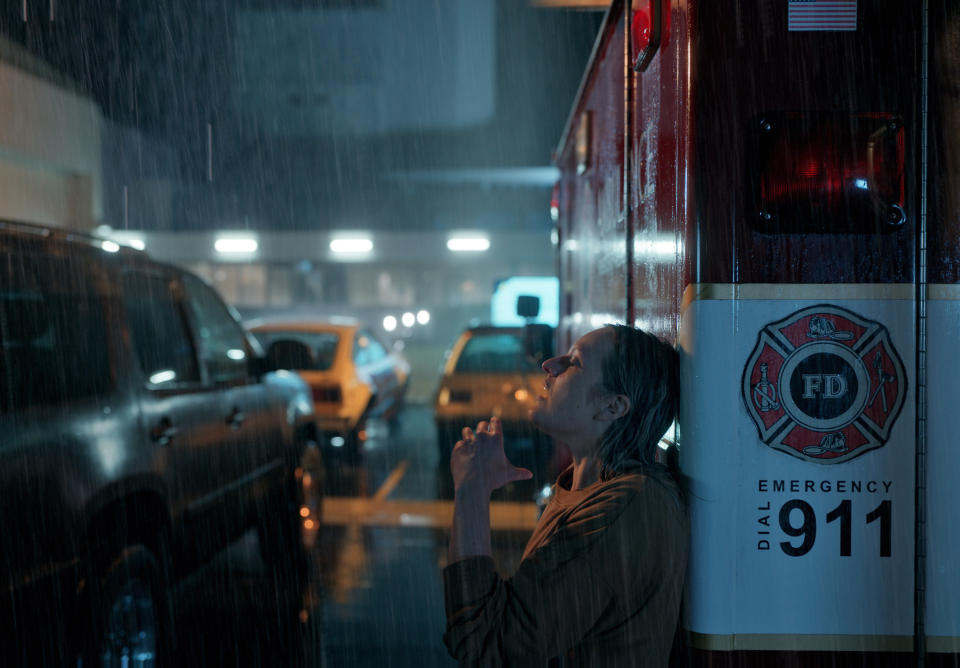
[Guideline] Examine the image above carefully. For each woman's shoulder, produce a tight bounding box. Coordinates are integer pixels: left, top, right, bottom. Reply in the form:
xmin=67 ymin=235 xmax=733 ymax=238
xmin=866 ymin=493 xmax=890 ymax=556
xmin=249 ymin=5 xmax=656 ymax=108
xmin=599 ymin=465 xmax=686 ymax=518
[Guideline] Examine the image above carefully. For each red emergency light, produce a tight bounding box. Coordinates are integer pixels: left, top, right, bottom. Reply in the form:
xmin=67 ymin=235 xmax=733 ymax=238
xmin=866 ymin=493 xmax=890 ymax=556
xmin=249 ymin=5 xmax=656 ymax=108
xmin=631 ymin=0 xmax=669 ymax=71
xmin=747 ymin=112 xmax=906 ymax=233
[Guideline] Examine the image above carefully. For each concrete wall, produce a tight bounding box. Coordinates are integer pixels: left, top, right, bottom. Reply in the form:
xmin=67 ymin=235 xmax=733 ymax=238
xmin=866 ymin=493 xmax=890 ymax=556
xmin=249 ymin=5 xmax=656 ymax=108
xmin=0 ymin=41 xmax=103 ymax=230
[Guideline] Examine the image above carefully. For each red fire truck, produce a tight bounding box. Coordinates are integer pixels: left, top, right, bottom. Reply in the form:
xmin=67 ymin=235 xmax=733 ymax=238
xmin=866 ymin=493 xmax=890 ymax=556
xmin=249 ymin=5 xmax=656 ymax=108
xmin=552 ymin=0 xmax=958 ymax=665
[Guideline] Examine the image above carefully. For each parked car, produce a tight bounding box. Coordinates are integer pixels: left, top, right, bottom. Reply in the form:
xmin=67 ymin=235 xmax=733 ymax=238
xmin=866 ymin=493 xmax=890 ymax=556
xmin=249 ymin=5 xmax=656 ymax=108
xmin=249 ymin=318 xmax=410 ymax=461
xmin=434 ymin=325 xmax=557 ymax=483
xmin=0 ymin=221 xmax=322 ymax=666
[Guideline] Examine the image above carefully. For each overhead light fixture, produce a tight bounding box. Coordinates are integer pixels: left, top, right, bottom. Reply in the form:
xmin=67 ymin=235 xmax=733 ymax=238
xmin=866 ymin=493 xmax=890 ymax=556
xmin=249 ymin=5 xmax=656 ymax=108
xmin=383 ymin=315 xmax=398 ymax=332
xmin=401 ymin=312 xmax=416 ymax=328
xmin=215 ymin=236 xmax=258 ymax=254
xmin=101 ymin=240 xmax=120 ymax=253
xmin=447 ymin=236 xmax=490 ymax=252
xmin=330 ymin=238 xmax=373 ymax=254
xmin=416 ymin=310 xmax=430 ymax=325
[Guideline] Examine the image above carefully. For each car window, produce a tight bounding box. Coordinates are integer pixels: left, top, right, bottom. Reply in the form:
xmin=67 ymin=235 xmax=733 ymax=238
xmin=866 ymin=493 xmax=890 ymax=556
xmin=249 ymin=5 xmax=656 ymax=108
xmin=253 ymin=330 xmax=340 ymax=371
xmin=122 ymin=272 xmax=201 ymax=388
xmin=181 ymin=274 xmax=249 ymax=384
xmin=363 ymin=331 xmax=387 ymax=362
xmin=453 ymin=332 xmax=540 ymax=373
xmin=353 ymin=332 xmax=370 ymax=366
xmin=0 ymin=251 xmax=112 ymax=413
xmin=353 ymin=330 xmax=385 ymax=367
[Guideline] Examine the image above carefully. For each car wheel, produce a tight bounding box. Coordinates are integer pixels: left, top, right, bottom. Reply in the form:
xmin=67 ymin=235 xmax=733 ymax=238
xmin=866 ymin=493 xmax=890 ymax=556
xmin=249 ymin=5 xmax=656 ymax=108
xmin=258 ymin=446 xmax=319 ymax=583
xmin=387 ymin=382 xmax=409 ymax=431
xmin=342 ymin=425 xmax=364 ymax=465
xmin=297 ymin=440 xmax=324 ymax=544
xmin=83 ymin=542 xmax=173 ymax=667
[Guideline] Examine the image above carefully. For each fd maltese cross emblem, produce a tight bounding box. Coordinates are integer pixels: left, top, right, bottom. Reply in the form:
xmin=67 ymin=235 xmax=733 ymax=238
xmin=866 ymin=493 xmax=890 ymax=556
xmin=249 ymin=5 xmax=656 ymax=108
xmin=742 ymin=305 xmax=907 ymax=463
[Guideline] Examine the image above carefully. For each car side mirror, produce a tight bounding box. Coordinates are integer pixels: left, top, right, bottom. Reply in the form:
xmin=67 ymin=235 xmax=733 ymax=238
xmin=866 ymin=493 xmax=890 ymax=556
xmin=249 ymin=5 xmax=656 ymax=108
xmin=516 ymin=295 xmax=541 ymax=319
xmin=523 ymin=324 xmax=554 ymax=365
xmin=263 ymin=339 xmax=315 ymax=372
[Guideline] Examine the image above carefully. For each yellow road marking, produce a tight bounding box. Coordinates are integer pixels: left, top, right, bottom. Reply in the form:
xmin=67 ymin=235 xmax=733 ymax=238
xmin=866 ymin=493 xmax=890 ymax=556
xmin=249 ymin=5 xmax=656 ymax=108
xmin=322 ymin=497 xmax=539 ymax=531
xmin=372 ymin=459 xmax=409 ymax=502
xmin=324 ymin=459 xmax=538 ymax=530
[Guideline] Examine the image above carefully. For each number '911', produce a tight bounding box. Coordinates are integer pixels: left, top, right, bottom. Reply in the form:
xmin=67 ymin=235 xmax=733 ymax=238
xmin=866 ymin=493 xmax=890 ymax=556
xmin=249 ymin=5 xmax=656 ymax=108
xmin=779 ymin=499 xmax=892 ymax=557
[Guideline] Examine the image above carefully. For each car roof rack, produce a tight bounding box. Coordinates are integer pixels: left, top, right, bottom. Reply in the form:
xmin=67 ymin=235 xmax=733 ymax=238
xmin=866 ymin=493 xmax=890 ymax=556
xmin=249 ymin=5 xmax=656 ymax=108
xmin=0 ymin=219 xmax=144 ymax=255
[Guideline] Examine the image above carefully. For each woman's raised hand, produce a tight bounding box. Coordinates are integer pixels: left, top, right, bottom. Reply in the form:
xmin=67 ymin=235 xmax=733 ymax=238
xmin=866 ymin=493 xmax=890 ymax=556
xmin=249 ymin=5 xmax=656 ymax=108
xmin=450 ymin=417 xmax=533 ymax=496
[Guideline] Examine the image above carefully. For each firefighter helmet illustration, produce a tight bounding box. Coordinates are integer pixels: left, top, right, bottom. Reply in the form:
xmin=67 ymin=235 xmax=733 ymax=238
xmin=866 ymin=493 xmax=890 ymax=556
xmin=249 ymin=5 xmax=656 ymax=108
xmin=742 ymin=305 xmax=907 ymax=463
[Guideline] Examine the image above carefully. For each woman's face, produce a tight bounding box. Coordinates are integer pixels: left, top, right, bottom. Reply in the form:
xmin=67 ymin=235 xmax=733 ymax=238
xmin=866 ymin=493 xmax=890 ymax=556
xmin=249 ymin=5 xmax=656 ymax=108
xmin=530 ymin=327 xmax=616 ymax=452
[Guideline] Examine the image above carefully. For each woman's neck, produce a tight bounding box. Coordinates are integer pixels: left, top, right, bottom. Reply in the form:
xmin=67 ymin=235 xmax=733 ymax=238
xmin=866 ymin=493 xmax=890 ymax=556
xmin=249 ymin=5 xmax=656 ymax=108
xmin=569 ymin=456 xmax=601 ymax=491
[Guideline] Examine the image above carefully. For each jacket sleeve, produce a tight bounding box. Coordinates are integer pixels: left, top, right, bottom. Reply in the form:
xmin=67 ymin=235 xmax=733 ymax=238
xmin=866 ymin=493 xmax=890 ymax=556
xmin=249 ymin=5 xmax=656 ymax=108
xmin=443 ymin=488 xmax=650 ymax=664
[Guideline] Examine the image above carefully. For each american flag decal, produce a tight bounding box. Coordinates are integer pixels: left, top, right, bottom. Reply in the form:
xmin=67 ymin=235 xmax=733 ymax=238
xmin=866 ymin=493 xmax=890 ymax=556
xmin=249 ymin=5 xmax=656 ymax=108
xmin=788 ymin=0 xmax=857 ymax=32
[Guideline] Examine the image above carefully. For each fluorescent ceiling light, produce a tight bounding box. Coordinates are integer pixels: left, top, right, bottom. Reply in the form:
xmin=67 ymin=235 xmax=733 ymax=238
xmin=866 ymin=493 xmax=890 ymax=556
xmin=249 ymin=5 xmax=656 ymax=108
xmin=330 ymin=238 xmax=373 ymax=254
xmin=215 ymin=237 xmax=258 ymax=254
xmin=447 ymin=237 xmax=490 ymax=252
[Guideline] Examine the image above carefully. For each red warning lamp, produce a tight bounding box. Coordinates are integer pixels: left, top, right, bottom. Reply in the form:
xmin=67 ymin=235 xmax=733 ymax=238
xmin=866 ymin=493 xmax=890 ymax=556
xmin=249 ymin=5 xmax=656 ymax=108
xmin=632 ymin=1 xmax=668 ymax=71
xmin=550 ymin=181 xmax=560 ymax=223
xmin=747 ymin=113 xmax=906 ymax=233
xmin=631 ymin=6 xmax=651 ymax=53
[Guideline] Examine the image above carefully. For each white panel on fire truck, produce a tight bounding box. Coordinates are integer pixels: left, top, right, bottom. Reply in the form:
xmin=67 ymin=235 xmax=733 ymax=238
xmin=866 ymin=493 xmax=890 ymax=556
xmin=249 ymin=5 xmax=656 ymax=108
xmin=680 ymin=285 xmax=915 ymax=651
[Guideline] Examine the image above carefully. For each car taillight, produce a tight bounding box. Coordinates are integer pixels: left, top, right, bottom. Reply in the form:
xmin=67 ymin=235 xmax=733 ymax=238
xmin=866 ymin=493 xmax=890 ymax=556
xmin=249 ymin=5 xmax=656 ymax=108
xmin=747 ymin=112 xmax=906 ymax=233
xmin=312 ymin=386 xmax=341 ymax=403
xmin=449 ymin=390 xmax=471 ymax=403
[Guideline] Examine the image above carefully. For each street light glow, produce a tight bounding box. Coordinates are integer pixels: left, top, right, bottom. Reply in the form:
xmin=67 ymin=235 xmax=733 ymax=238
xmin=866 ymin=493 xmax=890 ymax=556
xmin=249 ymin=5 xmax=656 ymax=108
xmin=447 ymin=236 xmax=489 ymax=252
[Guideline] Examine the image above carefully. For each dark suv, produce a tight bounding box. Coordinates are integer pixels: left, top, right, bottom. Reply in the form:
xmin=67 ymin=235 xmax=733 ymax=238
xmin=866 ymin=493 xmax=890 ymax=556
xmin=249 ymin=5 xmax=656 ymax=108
xmin=0 ymin=221 xmax=322 ymax=665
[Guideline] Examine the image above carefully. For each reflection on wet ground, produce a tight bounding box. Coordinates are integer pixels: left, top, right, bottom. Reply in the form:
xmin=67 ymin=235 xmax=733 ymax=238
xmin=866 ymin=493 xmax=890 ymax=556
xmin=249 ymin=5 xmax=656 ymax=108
xmin=172 ymin=403 xmax=543 ymax=667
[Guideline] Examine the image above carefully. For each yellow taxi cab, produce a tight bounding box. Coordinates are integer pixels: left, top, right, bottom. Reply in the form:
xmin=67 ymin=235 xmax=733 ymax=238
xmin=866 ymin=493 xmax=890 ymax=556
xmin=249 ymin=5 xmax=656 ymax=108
xmin=434 ymin=325 xmax=553 ymax=475
xmin=250 ymin=318 xmax=410 ymax=460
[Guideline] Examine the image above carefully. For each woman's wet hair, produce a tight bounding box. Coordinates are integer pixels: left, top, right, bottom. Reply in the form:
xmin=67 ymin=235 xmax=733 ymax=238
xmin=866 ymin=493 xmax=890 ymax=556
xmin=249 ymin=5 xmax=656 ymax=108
xmin=594 ymin=325 xmax=680 ymax=480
